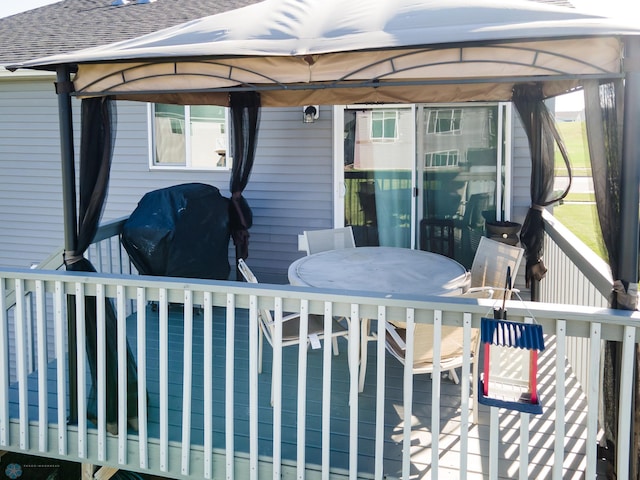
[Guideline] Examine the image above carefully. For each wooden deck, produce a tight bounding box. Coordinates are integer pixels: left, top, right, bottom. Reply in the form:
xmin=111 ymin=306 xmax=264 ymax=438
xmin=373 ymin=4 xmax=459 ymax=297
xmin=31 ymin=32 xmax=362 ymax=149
xmin=9 ymin=304 xmax=591 ymax=479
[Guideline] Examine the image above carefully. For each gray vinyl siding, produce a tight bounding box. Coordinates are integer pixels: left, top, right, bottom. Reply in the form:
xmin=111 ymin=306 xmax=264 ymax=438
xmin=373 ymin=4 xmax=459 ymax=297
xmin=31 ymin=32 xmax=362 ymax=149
xmin=243 ymin=108 xmax=334 ymax=282
xmin=510 ymin=110 xmax=534 ymax=293
xmin=511 ymin=110 xmax=533 ymax=226
xmin=0 ymin=76 xmax=66 ymax=269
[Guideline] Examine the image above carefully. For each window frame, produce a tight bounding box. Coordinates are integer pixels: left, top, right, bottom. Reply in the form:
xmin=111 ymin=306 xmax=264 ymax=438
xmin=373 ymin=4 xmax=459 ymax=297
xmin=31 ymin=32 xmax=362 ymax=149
xmin=425 ymin=149 xmax=459 ymax=169
xmin=370 ymin=109 xmax=399 ymax=142
xmin=148 ymin=103 xmax=232 ymax=171
xmin=426 ymin=108 xmax=463 ymax=135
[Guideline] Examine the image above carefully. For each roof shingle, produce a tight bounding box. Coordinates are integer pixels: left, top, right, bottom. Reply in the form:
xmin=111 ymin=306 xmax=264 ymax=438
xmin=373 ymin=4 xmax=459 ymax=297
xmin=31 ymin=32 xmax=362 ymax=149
xmin=0 ymin=0 xmax=261 ymax=65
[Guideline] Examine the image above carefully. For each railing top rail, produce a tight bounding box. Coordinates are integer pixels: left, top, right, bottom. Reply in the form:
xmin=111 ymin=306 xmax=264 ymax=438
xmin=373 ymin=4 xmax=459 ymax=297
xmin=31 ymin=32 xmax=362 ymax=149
xmin=91 ymin=215 xmax=129 ymax=243
xmin=1 ymin=266 xmax=639 ymax=340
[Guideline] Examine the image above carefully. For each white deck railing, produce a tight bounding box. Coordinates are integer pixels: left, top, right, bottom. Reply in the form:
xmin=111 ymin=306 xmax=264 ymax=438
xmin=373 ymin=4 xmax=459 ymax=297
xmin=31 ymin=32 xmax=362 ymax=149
xmin=540 ymin=209 xmax=611 ymax=308
xmin=1 ymin=266 xmax=639 ymax=479
xmin=1 ymin=213 xmax=636 ymax=478
xmin=86 ymin=216 xmax=134 ymax=276
xmin=2 ymin=217 xmax=133 ymax=383
xmin=540 ymin=209 xmax=613 ymax=394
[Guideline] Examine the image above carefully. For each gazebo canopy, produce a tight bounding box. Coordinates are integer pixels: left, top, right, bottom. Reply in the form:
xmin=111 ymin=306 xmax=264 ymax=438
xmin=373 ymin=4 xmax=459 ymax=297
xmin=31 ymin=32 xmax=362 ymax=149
xmin=9 ymin=0 xmax=640 ymax=106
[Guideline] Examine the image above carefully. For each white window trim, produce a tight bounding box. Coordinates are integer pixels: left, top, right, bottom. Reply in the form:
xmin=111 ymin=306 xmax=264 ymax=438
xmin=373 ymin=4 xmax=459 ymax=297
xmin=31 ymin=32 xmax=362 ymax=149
xmin=370 ymin=110 xmax=399 ymax=142
xmin=425 ymin=149 xmax=459 ymax=168
xmin=426 ymin=108 xmax=463 ymax=135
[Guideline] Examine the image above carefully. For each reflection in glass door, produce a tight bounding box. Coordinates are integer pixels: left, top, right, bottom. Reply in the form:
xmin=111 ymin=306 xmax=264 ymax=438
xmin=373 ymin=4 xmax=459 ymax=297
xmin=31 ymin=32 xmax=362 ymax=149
xmin=418 ymin=104 xmax=502 ymax=267
xmin=343 ymin=107 xmax=415 ymax=248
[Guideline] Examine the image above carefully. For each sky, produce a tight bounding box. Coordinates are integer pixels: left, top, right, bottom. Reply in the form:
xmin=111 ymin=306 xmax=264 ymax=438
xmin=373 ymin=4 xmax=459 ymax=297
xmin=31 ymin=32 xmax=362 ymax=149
xmin=0 ymin=0 xmax=635 ymax=109
xmin=0 ymin=0 xmax=62 ymax=18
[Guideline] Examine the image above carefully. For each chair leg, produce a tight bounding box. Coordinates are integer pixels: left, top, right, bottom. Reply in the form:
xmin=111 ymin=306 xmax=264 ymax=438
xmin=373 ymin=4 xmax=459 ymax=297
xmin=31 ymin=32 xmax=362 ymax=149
xmin=332 ymin=336 xmax=339 ymax=355
xmin=448 ymin=368 xmax=460 ymax=384
xmin=258 ymin=328 xmax=263 ymax=375
xmin=471 ymin=341 xmax=480 ymax=424
xmin=358 ymin=319 xmax=369 ymax=393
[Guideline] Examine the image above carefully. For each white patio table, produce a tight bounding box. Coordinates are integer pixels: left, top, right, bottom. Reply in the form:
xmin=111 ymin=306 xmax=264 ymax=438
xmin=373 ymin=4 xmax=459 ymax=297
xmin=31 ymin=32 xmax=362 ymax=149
xmin=287 ymin=246 xmax=470 ymax=391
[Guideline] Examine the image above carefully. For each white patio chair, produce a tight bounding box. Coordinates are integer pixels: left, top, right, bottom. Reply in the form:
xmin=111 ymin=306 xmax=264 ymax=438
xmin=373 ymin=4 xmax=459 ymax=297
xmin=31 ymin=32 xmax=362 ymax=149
xmin=383 ymin=288 xmax=493 ymax=422
xmin=466 ymin=236 xmax=524 ymax=299
xmin=302 ymin=226 xmax=356 ymax=255
xmin=238 ymin=259 xmax=349 ymax=402
xmin=383 ymin=238 xmax=523 ymax=417
xmin=384 ymin=238 xmax=522 ymax=381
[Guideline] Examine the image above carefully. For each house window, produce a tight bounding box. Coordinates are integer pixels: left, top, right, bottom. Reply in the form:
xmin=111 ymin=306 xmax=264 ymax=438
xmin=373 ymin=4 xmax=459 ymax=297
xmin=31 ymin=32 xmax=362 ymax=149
xmin=371 ymin=110 xmax=398 ymax=140
xmin=425 ymin=150 xmax=459 ymax=168
xmin=151 ymin=104 xmax=229 ymax=169
xmin=427 ymin=108 xmax=463 ymax=134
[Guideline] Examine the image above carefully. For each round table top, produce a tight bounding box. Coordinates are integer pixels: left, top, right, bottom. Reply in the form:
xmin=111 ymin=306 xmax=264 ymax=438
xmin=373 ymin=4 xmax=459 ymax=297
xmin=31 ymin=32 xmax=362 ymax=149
xmin=288 ymin=246 xmax=469 ymax=297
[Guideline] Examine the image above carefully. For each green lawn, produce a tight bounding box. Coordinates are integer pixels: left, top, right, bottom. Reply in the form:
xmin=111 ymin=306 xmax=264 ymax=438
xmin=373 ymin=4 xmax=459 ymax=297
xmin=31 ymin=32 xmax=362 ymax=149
xmin=563 ymin=192 xmax=594 ymax=203
xmin=551 ymin=120 xmax=607 ymax=259
xmin=555 ymin=121 xmax=590 ymax=176
xmin=552 ymin=202 xmax=607 ymax=260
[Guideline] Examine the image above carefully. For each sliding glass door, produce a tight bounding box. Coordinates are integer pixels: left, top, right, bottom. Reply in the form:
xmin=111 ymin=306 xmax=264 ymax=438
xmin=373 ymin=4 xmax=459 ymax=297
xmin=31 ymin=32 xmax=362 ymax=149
xmin=340 ymin=103 xmax=509 ymax=267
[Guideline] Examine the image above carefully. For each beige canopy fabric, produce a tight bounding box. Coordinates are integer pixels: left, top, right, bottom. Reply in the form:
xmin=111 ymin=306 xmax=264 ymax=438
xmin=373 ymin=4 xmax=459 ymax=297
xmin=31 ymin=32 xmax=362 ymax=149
xmin=9 ymin=0 xmax=640 ymax=106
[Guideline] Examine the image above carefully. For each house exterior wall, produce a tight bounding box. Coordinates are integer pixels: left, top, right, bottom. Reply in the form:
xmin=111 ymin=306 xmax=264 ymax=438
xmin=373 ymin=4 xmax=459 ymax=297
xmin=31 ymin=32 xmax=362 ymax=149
xmin=511 ymin=111 xmax=533 ymax=225
xmin=1 ymin=75 xmax=532 ymax=285
xmin=0 ymin=75 xmax=65 ymax=269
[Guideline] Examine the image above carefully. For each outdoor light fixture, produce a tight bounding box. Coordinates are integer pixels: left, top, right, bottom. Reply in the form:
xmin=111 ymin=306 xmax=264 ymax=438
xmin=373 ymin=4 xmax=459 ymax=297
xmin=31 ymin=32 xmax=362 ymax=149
xmin=303 ymin=105 xmax=319 ymax=123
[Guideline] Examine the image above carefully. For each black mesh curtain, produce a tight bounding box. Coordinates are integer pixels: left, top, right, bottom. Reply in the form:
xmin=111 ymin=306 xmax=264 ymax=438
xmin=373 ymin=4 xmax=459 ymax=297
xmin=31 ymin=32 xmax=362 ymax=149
xmin=65 ymin=97 xmax=139 ymax=432
xmin=229 ymin=92 xmax=260 ymax=273
xmin=513 ymin=84 xmax=572 ymax=297
xmin=584 ymin=80 xmax=624 ymax=294
xmin=584 ymin=78 xmax=626 ymax=463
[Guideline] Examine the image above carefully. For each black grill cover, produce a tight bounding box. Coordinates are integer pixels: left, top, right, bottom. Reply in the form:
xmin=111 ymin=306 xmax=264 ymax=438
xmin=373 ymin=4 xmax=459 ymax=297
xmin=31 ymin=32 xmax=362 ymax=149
xmin=121 ymin=183 xmax=231 ymax=280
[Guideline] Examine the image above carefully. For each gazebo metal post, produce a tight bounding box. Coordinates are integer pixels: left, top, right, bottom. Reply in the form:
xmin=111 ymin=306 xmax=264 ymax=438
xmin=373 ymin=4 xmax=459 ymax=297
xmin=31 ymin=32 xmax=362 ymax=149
xmin=55 ymin=65 xmax=78 ymax=423
xmin=620 ymin=36 xmax=640 ymax=478
xmin=530 ymin=98 xmax=544 ymax=303
xmin=619 ymin=40 xmax=640 ymax=284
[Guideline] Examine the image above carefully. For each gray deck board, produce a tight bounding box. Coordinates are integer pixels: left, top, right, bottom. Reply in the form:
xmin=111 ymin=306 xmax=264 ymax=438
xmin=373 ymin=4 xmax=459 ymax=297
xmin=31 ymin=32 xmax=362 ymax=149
xmin=9 ymin=305 xmax=590 ymax=478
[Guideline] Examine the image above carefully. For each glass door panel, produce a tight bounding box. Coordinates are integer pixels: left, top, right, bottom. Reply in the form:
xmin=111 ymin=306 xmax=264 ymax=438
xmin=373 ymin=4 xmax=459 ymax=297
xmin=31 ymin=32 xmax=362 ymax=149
xmin=419 ymin=105 xmax=500 ymax=267
xmin=343 ymin=107 xmax=414 ymax=248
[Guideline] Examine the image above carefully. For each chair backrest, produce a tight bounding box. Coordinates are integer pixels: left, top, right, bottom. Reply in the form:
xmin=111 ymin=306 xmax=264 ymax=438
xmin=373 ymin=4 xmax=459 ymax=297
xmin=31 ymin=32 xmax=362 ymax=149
xmin=303 ymin=226 xmax=356 ymax=255
xmin=419 ymin=218 xmax=455 ymax=258
xmin=237 ymin=259 xmax=274 ymax=326
xmin=385 ymin=322 xmax=480 ymax=372
xmin=238 ymin=258 xmax=258 ymax=283
xmin=470 ymin=236 xmax=524 ymax=298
